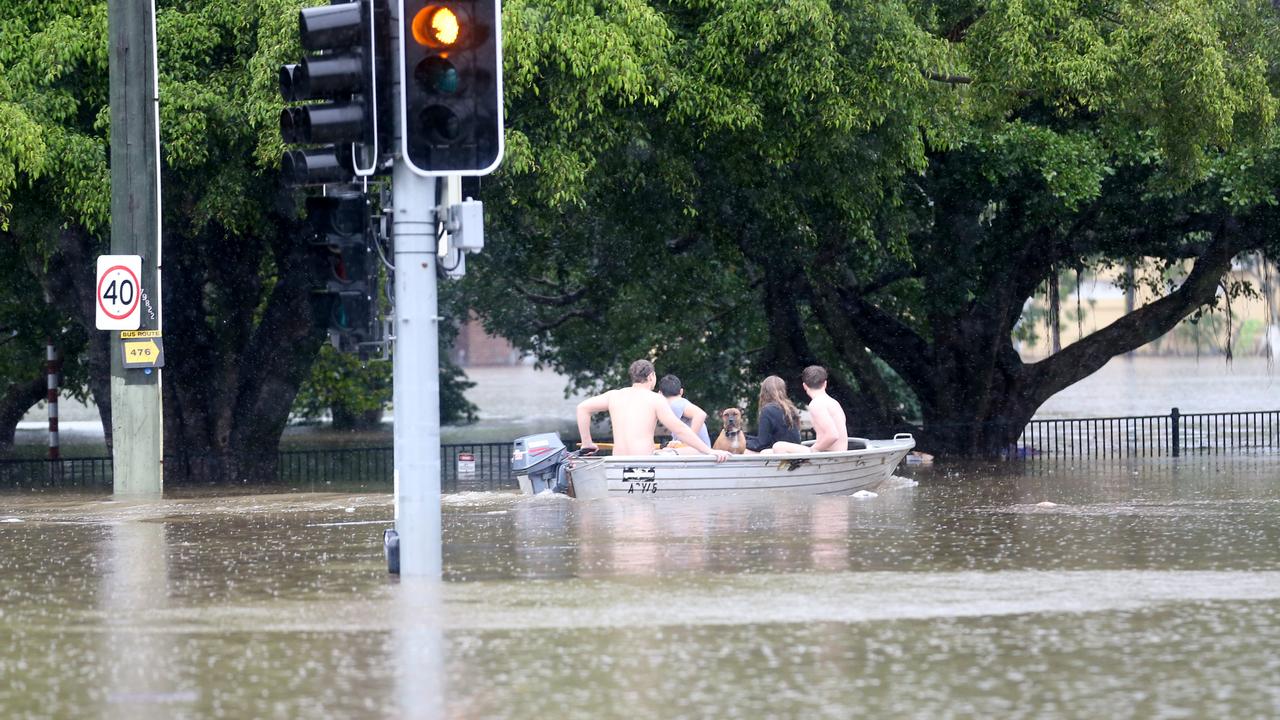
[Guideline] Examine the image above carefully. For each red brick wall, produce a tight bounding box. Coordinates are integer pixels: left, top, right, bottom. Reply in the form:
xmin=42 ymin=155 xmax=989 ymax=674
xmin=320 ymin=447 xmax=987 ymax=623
xmin=451 ymin=313 xmax=523 ymax=366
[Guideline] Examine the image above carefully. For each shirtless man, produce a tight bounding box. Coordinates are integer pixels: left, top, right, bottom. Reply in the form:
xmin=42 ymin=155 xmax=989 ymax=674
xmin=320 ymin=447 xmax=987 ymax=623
xmin=801 ymin=366 xmax=849 ymax=452
xmin=773 ymin=365 xmax=850 ymax=454
xmin=577 ymin=360 xmax=731 ymax=461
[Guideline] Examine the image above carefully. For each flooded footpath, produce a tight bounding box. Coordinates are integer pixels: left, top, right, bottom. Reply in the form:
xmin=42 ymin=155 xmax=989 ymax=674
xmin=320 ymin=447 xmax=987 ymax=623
xmin=1 ymin=457 xmax=1279 ymax=719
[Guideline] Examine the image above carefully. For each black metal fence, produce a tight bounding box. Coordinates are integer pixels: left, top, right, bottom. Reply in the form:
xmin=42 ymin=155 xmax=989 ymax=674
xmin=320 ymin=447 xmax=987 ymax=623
xmin=277 ymin=446 xmax=394 ymax=489
xmin=0 ymin=442 xmax=517 ymax=491
xmin=1019 ymin=408 xmax=1280 ymax=458
xmin=276 ymin=442 xmax=516 ymax=491
xmin=2 ymin=411 xmax=1276 ymax=491
xmin=0 ymin=456 xmax=114 ymax=489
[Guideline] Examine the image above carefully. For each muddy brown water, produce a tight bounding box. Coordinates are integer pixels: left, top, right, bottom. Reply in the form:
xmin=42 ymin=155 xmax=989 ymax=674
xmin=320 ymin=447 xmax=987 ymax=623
xmin=1 ymin=457 xmax=1279 ymax=718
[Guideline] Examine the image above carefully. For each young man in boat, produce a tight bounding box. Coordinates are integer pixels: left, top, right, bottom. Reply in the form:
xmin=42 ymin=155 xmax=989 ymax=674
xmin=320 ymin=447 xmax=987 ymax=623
xmin=577 ymin=360 xmax=731 ymax=461
xmin=772 ymin=365 xmax=850 ymax=454
xmin=656 ymin=373 xmax=712 ymax=451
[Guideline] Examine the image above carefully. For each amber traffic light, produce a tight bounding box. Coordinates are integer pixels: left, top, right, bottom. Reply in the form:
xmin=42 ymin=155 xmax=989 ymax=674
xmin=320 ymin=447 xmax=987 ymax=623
xmin=400 ymin=0 xmax=504 ymax=175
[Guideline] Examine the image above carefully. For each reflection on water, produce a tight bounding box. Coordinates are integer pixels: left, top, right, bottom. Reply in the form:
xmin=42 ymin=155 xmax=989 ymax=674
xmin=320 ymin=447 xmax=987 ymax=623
xmin=392 ymin=578 xmax=446 ymax=719
xmin=101 ymin=521 xmax=192 ymax=718
xmin=1 ymin=460 xmax=1279 ymax=718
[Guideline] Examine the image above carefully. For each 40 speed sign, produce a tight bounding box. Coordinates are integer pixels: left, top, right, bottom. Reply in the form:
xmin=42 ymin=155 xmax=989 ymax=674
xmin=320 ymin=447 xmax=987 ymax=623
xmin=95 ymin=255 xmax=142 ymax=330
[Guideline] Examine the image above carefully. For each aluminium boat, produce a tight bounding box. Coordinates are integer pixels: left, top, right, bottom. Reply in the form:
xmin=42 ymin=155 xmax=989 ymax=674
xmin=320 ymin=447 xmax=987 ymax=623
xmin=513 ymin=433 xmax=916 ymax=499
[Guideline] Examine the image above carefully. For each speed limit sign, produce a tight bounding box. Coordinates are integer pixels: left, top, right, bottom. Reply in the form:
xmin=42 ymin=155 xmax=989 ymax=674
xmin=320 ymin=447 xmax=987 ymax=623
xmin=95 ymin=255 xmax=142 ymax=330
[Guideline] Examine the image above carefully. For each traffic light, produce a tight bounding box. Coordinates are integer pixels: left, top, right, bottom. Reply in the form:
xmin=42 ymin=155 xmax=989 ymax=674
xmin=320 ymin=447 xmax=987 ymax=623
xmin=400 ymin=0 xmax=504 ymax=175
xmin=304 ymin=190 xmax=379 ymax=352
xmin=280 ymin=0 xmax=391 ymax=185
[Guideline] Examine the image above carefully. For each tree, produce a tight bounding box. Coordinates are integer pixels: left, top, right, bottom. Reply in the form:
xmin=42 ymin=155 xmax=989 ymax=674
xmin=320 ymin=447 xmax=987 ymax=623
xmin=462 ymin=0 xmax=1280 ymax=456
xmin=2 ymin=0 xmax=483 ymax=476
xmin=0 ymin=226 xmax=91 ymax=454
xmin=292 ymin=346 xmax=476 ymax=430
xmin=0 ymin=1 xmax=345 ymax=480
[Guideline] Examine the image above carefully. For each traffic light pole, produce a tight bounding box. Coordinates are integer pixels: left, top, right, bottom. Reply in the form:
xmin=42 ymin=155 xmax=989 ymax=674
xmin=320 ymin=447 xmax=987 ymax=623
xmin=390 ymin=162 xmax=442 ymax=577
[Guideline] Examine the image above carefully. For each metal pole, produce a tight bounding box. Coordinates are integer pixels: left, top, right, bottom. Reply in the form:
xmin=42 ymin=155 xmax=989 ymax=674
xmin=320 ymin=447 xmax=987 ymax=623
xmin=47 ymin=337 xmax=59 ymax=461
xmin=391 ymin=163 xmax=441 ymax=577
xmin=108 ymin=0 xmax=164 ymax=495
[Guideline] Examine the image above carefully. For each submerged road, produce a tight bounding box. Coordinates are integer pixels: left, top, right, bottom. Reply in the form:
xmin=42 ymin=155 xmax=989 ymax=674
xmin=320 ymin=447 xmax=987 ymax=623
xmin=1 ymin=457 xmax=1279 ymax=718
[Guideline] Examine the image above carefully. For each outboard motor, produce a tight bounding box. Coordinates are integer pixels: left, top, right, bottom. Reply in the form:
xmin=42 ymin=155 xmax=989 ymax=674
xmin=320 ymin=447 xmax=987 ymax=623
xmin=512 ymin=433 xmax=573 ymax=495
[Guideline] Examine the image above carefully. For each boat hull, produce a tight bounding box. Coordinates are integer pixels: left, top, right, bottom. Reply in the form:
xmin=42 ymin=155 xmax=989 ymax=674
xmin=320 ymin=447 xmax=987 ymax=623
xmin=563 ymin=436 xmax=915 ymax=500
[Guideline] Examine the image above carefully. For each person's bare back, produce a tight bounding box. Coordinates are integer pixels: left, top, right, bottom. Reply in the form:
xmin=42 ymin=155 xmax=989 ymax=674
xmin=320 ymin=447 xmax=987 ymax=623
xmin=604 ymin=386 xmax=664 ymax=455
xmin=802 ymin=366 xmax=849 ymax=453
xmin=577 ymin=360 xmax=730 ymax=461
xmin=807 ymin=392 xmax=848 ymax=452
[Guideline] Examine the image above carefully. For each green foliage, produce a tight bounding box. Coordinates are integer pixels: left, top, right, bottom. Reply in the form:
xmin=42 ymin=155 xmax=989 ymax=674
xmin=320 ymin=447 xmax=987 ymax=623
xmin=463 ymin=0 xmax=1280 ymax=435
xmin=292 ymin=345 xmax=392 ymax=429
xmin=293 ymin=345 xmax=477 ymax=428
xmin=0 ymin=229 xmax=90 ymax=420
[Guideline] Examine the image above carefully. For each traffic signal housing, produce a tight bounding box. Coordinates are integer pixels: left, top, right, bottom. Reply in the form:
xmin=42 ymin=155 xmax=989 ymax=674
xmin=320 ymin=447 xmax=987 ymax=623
xmin=400 ymin=0 xmax=504 ymax=175
xmin=280 ymin=0 xmax=391 ymax=185
xmin=304 ymin=191 xmax=379 ymax=352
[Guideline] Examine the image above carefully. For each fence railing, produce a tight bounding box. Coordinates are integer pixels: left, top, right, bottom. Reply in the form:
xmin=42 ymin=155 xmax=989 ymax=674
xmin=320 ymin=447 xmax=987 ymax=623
xmin=2 ymin=410 xmax=1276 ymax=490
xmin=1019 ymin=408 xmax=1280 ymax=458
xmin=0 ymin=456 xmax=114 ymax=489
xmin=276 ymin=442 xmax=516 ymax=491
xmin=0 ymin=443 xmax=517 ymax=491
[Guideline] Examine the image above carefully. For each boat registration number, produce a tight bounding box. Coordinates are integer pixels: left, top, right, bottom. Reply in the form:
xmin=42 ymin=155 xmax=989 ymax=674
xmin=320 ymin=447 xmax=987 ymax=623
xmin=622 ymin=467 xmax=658 ymax=494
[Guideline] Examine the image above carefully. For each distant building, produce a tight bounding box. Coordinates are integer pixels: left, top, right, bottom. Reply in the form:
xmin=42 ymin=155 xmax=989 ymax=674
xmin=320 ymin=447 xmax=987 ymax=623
xmin=450 ymin=312 xmax=524 ymax=367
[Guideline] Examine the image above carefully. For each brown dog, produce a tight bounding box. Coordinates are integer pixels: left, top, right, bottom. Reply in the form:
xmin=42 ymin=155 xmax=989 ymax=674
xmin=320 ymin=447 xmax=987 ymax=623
xmin=714 ymin=408 xmax=748 ymax=454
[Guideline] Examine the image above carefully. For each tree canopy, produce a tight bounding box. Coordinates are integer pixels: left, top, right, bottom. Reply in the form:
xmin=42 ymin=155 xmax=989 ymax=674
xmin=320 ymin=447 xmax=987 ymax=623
xmin=0 ymin=0 xmax=368 ymax=474
xmin=464 ymin=0 xmax=1280 ymax=455
xmin=2 ymin=0 xmax=1278 ymax=466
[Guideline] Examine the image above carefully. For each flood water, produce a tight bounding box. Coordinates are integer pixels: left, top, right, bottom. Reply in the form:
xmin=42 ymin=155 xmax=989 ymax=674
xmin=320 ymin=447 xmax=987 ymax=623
xmin=3 ymin=458 xmax=1279 ymax=718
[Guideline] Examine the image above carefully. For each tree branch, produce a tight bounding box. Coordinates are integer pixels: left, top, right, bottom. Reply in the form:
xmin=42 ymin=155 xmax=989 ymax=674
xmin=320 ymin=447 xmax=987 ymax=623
xmin=808 ymin=282 xmax=908 ymax=428
xmin=855 ymin=265 xmax=919 ymax=295
xmin=665 ymin=233 xmax=703 ymax=254
xmin=533 ymin=308 xmax=600 ymax=333
xmin=1028 ymin=230 xmax=1248 ymax=401
xmin=515 ymin=285 xmax=588 ymax=307
xmin=924 ymin=71 xmax=972 ymax=85
xmin=837 ymin=289 xmax=936 ymax=398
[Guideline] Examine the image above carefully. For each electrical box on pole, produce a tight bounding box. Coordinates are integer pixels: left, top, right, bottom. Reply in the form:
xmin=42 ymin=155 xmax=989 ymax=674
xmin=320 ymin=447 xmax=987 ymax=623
xmin=280 ymin=0 xmax=392 ymax=185
xmin=399 ymin=0 xmax=504 ymax=175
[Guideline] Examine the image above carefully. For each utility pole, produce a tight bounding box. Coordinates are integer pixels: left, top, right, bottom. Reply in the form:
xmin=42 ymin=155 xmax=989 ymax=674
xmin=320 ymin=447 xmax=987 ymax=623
xmin=389 ymin=0 xmax=503 ymax=576
xmin=390 ymin=164 xmax=441 ymax=577
xmin=108 ymin=0 xmax=164 ymax=495
xmin=390 ymin=0 xmax=440 ymax=571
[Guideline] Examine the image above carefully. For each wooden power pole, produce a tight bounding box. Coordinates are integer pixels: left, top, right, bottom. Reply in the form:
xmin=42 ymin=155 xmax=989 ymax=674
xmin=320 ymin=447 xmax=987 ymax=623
xmin=108 ymin=0 xmax=163 ymax=495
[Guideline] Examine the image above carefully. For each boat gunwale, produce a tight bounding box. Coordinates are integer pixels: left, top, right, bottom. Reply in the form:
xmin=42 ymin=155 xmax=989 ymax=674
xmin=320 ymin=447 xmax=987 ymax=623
xmin=575 ymin=436 xmax=915 ymax=465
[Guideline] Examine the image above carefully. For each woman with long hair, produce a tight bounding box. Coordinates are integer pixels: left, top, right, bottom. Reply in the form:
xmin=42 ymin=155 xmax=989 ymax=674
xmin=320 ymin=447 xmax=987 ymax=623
xmin=746 ymin=375 xmax=802 ymax=453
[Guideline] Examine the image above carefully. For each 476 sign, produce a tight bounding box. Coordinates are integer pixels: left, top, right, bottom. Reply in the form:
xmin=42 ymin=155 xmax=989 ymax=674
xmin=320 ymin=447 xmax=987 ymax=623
xmin=95 ymin=255 xmax=142 ymax=331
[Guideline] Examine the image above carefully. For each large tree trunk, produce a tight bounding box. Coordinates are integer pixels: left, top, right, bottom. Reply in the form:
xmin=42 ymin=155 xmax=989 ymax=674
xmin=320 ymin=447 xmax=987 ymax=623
xmin=829 ymin=154 xmax=1255 ymax=459
xmin=865 ymin=232 xmax=1249 ymax=458
xmin=0 ymin=375 xmax=46 ymax=454
xmin=163 ymin=217 xmax=325 ymax=484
